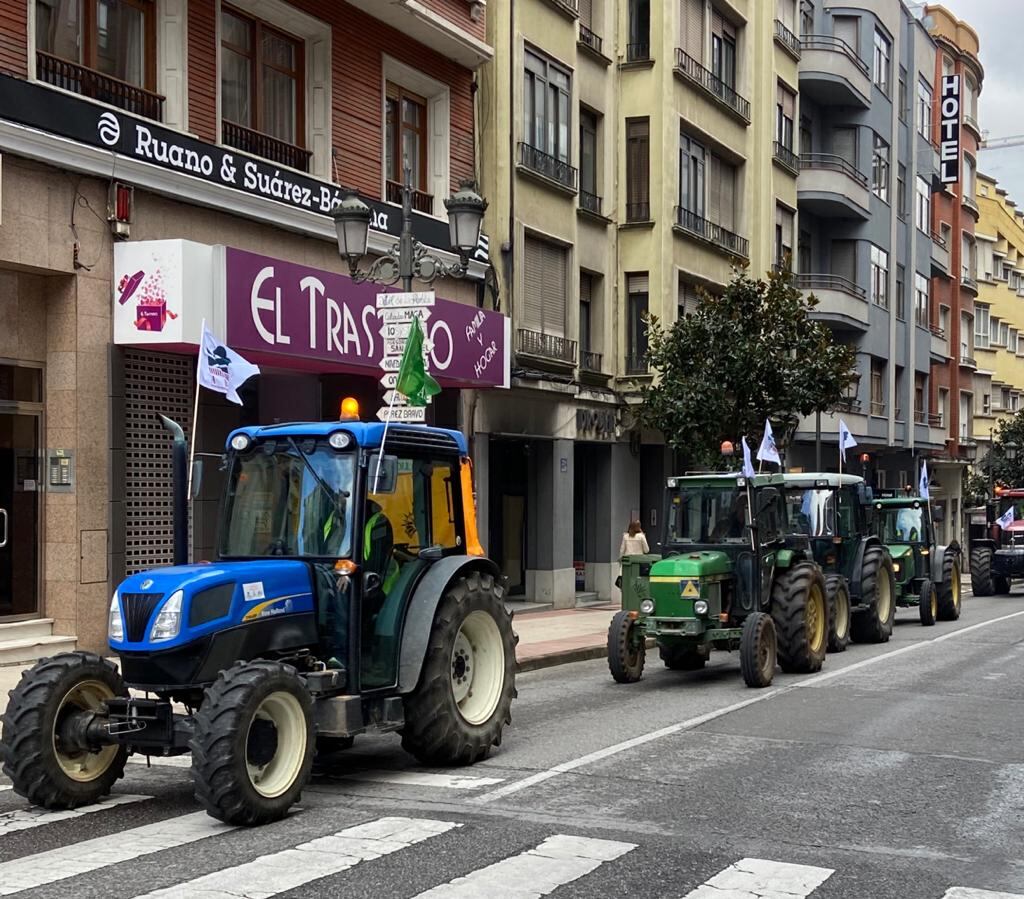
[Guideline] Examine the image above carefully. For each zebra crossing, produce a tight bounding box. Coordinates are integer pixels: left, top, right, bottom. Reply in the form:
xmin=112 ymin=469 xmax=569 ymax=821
xmin=1 ymin=786 xmax=1021 ymax=899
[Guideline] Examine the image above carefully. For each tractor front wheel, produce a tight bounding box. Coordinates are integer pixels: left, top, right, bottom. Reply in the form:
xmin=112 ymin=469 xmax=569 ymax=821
xmin=190 ymin=660 xmax=314 ymax=826
xmin=771 ymin=562 xmax=828 ymax=674
xmin=0 ymin=652 xmax=128 ymax=809
xmin=938 ymin=550 xmax=962 ymax=621
xmin=825 ymin=574 xmax=851 ymax=653
xmin=659 ymin=642 xmax=707 ymax=671
xmin=970 ymin=546 xmax=995 ymax=596
xmin=919 ymin=580 xmax=938 ymax=626
xmin=740 ymin=612 xmax=777 ymax=688
xmin=401 ymin=571 xmax=517 ymax=766
xmin=851 ymin=546 xmax=896 ymax=644
xmin=608 ymin=610 xmax=646 ymax=683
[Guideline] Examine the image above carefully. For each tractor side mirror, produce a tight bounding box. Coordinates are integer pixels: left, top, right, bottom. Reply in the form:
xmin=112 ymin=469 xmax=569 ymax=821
xmin=190 ymin=459 xmax=203 ymax=500
xmin=367 ymin=454 xmax=398 ymax=494
xmin=363 ymin=571 xmax=382 ymax=594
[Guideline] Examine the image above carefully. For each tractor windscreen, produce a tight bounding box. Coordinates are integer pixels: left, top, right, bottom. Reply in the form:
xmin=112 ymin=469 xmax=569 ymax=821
xmin=219 ymin=441 xmax=355 ymax=558
xmin=786 ymin=489 xmax=836 ymax=538
xmin=667 ymin=485 xmax=749 ymax=544
xmin=877 ymin=506 xmax=926 ymax=544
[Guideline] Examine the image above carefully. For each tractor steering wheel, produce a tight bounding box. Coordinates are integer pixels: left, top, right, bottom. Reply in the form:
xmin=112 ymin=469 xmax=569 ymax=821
xmin=393 ymin=544 xmax=419 ymax=563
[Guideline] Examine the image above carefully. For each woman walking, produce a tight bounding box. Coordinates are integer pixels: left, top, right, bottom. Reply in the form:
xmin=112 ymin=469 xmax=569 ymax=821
xmin=620 ymin=519 xmax=649 ymax=558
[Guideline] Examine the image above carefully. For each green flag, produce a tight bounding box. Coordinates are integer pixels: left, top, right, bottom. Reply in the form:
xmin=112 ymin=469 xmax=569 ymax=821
xmin=395 ymin=314 xmax=440 ymax=406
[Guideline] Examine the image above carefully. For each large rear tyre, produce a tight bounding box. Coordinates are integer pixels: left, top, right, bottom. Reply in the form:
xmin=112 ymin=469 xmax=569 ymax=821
xmin=659 ymin=642 xmax=707 ymax=671
xmin=401 ymin=571 xmax=517 ymax=766
xmin=190 ymin=660 xmax=314 ymax=826
xmin=938 ymin=549 xmax=962 ymax=621
xmin=970 ymin=546 xmax=994 ymax=596
xmin=771 ymin=562 xmax=828 ymax=674
xmin=919 ymin=580 xmax=937 ymax=627
xmin=607 ymin=610 xmax=645 ymax=683
xmin=850 ymin=546 xmax=896 ymax=644
xmin=825 ymin=574 xmax=851 ymax=653
xmin=740 ymin=612 xmax=776 ymax=688
xmin=0 ymin=652 xmax=128 ymax=810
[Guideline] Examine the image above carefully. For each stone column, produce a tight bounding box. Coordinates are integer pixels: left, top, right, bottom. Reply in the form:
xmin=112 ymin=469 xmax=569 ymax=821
xmin=526 ymin=438 xmax=575 ymax=608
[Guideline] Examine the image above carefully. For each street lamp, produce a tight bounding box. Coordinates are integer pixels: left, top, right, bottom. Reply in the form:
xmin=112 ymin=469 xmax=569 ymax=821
xmin=333 ymin=167 xmax=487 ymax=292
xmin=962 ymin=439 xmax=978 ymax=463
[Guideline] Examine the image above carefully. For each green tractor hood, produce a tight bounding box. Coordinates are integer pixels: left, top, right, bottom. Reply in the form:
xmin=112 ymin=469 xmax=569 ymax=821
xmin=651 ymin=551 xmax=733 ymax=578
xmin=886 ymin=544 xmax=914 ymax=561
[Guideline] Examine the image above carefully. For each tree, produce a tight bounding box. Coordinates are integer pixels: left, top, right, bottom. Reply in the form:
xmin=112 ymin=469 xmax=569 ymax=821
xmin=978 ymin=412 xmax=1024 ymax=491
xmin=638 ymin=269 xmax=858 ymax=469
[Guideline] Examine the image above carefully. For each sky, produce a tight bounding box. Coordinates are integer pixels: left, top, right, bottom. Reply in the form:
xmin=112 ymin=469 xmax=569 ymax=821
xmin=928 ymin=0 xmax=1024 ymax=202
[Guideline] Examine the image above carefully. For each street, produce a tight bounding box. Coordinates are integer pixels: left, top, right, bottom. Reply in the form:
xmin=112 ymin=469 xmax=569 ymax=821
xmin=2 ymin=587 xmax=1023 ymax=898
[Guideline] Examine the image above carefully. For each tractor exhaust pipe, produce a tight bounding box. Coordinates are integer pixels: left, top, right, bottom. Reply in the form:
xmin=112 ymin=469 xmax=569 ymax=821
xmin=158 ymin=414 xmax=189 ymax=566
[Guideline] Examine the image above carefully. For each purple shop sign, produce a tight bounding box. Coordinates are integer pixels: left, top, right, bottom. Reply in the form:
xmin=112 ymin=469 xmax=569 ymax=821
xmin=225 ymin=248 xmax=510 ymax=388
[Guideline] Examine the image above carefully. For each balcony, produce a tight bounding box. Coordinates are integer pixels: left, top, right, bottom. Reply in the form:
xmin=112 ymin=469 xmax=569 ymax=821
xmin=962 ymin=193 xmax=980 ymax=218
xmin=37 ymin=50 xmax=165 ymax=121
xmin=774 ymin=20 xmax=801 ymax=59
xmin=625 ymin=353 xmax=649 ymax=375
xmin=914 ymin=410 xmax=927 ymax=425
xmin=625 ymin=43 xmax=651 ymax=63
xmin=929 ymin=412 xmax=944 ymax=428
xmin=517 ymin=143 xmax=578 ymax=193
xmin=626 ymin=201 xmax=651 ymax=223
xmin=870 ymin=401 xmax=886 ymax=417
xmin=960 ymin=354 xmax=978 ymax=369
xmin=798 ymin=35 xmax=871 ymax=108
xmin=964 ymin=111 xmax=982 ymax=138
xmin=931 ymin=231 xmax=950 ymax=276
xmin=581 ymin=350 xmax=603 ymax=373
xmin=223 ymin=121 xmax=312 ymax=172
xmin=579 ymin=190 xmax=603 ymax=217
xmin=516 ymin=328 xmax=577 ymax=366
xmin=386 ymin=181 xmax=434 ymax=214
xmin=542 ymin=0 xmax=579 ymax=17
xmin=797 ymin=273 xmax=869 ymax=332
xmin=930 ymin=325 xmax=948 ymax=361
xmin=673 ymin=49 xmax=751 ymax=124
xmin=578 ymin=25 xmax=605 ymax=59
xmin=773 ymin=141 xmax=800 ymax=175
xmin=961 ymin=270 xmax=979 ymax=295
xmin=833 ymin=397 xmax=862 ymax=414
xmin=674 ymin=207 xmax=750 ymax=259
xmin=798 ymin=153 xmax=870 ymax=220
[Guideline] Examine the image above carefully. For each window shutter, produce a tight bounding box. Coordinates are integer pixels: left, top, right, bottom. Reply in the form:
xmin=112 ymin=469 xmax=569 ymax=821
xmin=681 ymin=0 xmax=704 ymax=61
xmin=579 ymin=0 xmax=593 ymax=28
xmin=833 ymin=127 xmax=856 ymax=166
xmin=542 ymin=241 xmax=567 ymax=336
xmin=708 ymin=154 xmax=721 ymax=224
xmin=580 ymin=272 xmax=592 ymax=304
xmin=833 ymin=16 xmax=858 ymax=52
xmin=523 ymin=237 xmax=546 ymax=332
xmin=628 ymin=273 xmax=649 ymax=294
xmin=831 ymin=240 xmax=857 ymax=282
xmin=782 ymin=88 xmax=795 ymax=119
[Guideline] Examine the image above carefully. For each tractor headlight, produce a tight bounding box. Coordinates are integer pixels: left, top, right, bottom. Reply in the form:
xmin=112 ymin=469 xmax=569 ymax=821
xmin=328 ymin=431 xmax=352 ymax=450
xmin=148 ymin=590 xmax=184 ymax=643
xmin=639 ymin=599 xmax=655 ymax=615
xmin=893 ymin=562 xmax=901 ymax=574
xmin=108 ymin=592 xmax=124 ymax=642
xmin=694 ymin=600 xmax=709 ymax=615
xmin=230 ymin=434 xmax=251 ymax=452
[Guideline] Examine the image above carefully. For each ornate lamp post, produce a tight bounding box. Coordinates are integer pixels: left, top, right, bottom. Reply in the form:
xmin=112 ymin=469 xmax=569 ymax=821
xmin=333 ymin=167 xmax=487 ymax=292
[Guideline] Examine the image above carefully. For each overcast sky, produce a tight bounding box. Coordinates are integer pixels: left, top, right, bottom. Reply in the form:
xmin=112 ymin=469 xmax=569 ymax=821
xmin=928 ymin=0 xmax=1024 ymax=202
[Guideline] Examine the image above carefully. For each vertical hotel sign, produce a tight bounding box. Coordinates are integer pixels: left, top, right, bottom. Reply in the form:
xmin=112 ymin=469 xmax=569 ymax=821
xmin=939 ymin=74 xmax=961 ymax=185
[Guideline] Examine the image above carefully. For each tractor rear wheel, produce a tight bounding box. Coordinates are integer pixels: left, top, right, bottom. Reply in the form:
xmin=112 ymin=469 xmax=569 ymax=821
xmin=190 ymin=660 xmax=314 ymax=826
xmin=850 ymin=546 xmax=896 ymax=644
xmin=938 ymin=550 xmax=962 ymax=621
xmin=919 ymin=580 xmax=938 ymax=626
xmin=659 ymin=642 xmax=707 ymax=671
xmin=970 ymin=546 xmax=995 ymax=596
xmin=825 ymin=574 xmax=851 ymax=653
xmin=401 ymin=571 xmax=517 ymax=766
xmin=607 ymin=610 xmax=646 ymax=683
xmin=740 ymin=612 xmax=776 ymax=688
xmin=0 ymin=652 xmax=128 ymax=809
xmin=771 ymin=562 xmax=828 ymax=674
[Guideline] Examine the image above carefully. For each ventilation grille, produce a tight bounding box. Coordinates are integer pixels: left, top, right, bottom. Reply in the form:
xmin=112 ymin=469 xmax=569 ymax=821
xmin=384 ymin=427 xmax=461 ymax=455
xmin=123 ymin=351 xmax=193 ymax=575
xmin=121 ymin=592 xmax=163 ymax=642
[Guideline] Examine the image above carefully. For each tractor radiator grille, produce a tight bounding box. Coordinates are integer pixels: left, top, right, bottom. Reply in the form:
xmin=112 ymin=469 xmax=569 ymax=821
xmin=384 ymin=427 xmax=461 ymax=455
xmin=121 ymin=593 xmax=163 ymax=642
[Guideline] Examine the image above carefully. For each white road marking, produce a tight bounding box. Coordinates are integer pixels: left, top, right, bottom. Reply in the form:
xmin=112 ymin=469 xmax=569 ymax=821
xmin=128 ymin=753 xmax=192 ymax=768
xmin=0 ymin=785 xmax=11 ymax=792
xmin=0 ymin=811 xmax=235 ymax=895
xmin=132 ymin=816 xmax=458 ymax=899
xmin=942 ymin=890 xmax=1024 ymax=898
xmin=342 ymin=771 xmax=505 ymax=790
xmin=0 ymin=793 xmax=149 ymax=834
xmin=473 ymin=607 xmax=1024 ymax=804
xmin=413 ymin=833 xmax=635 ymax=898
xmin=681 ymin=857 xmax=834 ymax=898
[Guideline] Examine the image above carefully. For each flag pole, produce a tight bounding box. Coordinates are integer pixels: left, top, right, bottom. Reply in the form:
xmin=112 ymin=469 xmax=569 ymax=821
xmin=373 ymin=388 xmax=398 ymax=493
xmin=186 ymin=319 xmax=205 ymax=505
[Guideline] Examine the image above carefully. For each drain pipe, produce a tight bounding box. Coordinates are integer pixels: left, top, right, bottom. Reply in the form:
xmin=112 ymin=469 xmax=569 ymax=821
xmin=159 ymin=414 xmax=189 ymax=567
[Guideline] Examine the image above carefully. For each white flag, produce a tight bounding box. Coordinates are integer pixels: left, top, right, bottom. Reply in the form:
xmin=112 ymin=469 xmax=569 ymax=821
xmin=741 ymin=436 xmax=756 ymax=478
xmin=919 ymin=461 xmax=929 ymax=500
xmin=198 ymin=322 xmax=260 ymax=405
xmin=839 ymin=418 xmax=858 ymax=463
xmin=997 ymin=505 xmax=1016 ymax=530
xmin=757 ymin=419 xmax=781 ymax=465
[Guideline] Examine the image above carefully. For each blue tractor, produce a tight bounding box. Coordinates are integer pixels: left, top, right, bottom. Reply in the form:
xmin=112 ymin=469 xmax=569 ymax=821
xmin=0 ymin=405 xmax=517 ymax=825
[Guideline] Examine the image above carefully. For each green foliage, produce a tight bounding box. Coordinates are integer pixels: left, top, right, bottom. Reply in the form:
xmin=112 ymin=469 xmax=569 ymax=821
xmin=638 ymin=269 xmax=858 ymax=468
xmin=977 ymin=412 xmax=1024 ymax=492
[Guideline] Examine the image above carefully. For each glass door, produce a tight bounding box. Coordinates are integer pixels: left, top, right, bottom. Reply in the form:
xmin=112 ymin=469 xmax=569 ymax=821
xmin=0 ymin=412 xmax=40 ymax=618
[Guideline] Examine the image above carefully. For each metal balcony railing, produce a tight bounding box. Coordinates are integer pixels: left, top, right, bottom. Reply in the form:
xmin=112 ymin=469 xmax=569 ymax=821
xmin=516 ymin=328 xmax=577 ymax=363
xmin=774 ymin=20 xmax=801 ymax=57
xmin=799 ymin=152 xmax=868 ymax=186
xmin=626 ymin=201 xmax=651 ymax=222
xmin=833 ymin=397 xmax=862 ymax=413
xmin=960 ymin=354 xmax=978 ymax=368
xmin=674 ymin=207 xmax=750 ymax=258
xmin=673 ymin=49 xmax=751 ymax=122
xmin=223 ymin=120 xmax=312 ymax=172
xmin=386 ymin=181 xmax=434 ymax=214
xmin=914 ymin=410 xmax=927 ymax=424
xmin=578 ymin=24 xmax=603 ymax=54
xmin=579 ymin=190 xmax=602 ymax=215
xmin=37 ymin=50 xmax=165 ymax=121
xmin=518 ymin=142 xmax=578 ymax=190
xmin=625 ymin=353 xmax=649 ymax=374
xmin=773 ymin=141 xmax=800 ymax=172
xmin=930 ymin=324 xmax=946 ymax=339
xmin=961 ymin=270 xmax=978 ymax=291
xmin=626 ymin=43 xmax=651 ymax=62
xmin=964 ymin=111 xmax=981 ymax=133
xmin=931 ymin=230 xmax=948 ymax=248
xmin=800 ymin=35 xmax=869 ymax=76
xmin=795 ymin=273 xmax=867 ymax=299
xmin=870 ymin=401 xmax=886 ymax=416
xmin=929 ymin=412 xmax=944 ymax=427
xmin=581 ymin=350 xmax=603 ymax=372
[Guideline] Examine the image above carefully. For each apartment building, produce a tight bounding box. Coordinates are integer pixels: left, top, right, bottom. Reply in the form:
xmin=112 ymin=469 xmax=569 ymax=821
xmin=0 ymin=0 xmax=500 ymax=652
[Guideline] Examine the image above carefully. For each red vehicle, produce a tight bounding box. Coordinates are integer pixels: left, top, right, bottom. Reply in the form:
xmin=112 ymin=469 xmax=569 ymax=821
xmin=970 ymin=488 xmax=1024 ymax=595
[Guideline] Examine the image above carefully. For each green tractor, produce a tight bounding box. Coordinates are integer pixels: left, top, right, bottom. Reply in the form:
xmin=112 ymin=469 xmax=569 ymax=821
xmin=609 ymin=472 xmax=828 ymax=689
xmin=872 ymin=496 xmax=962 ymax=625
xmin=781 ymin=474 xmax=896 ymax=649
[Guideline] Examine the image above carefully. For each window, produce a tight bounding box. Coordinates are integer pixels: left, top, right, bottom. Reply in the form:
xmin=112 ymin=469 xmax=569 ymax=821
xmin=872 ymin=133 xmax=890 ymax=202
xmin=777 ymin=0 xmax=796 ymax=30
xmin=917 ymin=79 xmax=932 ymax=139
xmin=776 ymin=82 xmax=795 ymax=150
xmin=522 ymin=235 xmax=568 ymax=338
xmin=999 ymin=320 xmax=1008 ymax=348
xmin=915 ymin=373 xmax=926 ymax=418
xmin=897 ymin=164 xmax=906 ymax=219
xmin=982 ymin=393 xmax=991 ymax=415
xmin=708 ymin=153 xmax=737 ymax=231
xmin=962 ymin=154 xmax=976 ymax=201
xmin=960 ymin=312 xmax=972 ymax=359
xmin=833 ymin=15 xmax=858 ymax=53
xmin=579 ymin=272 xmax=593 ymax=354
xmin=678 ymin=277 xmax=700 ymax=319
xmin=222 ymin=6 xmax=305 ymax=152
xmin=915 ymin=177 xmax=930 ymax=233
xmin=1002 ymin=387 xmax=1011 ymax=410
xmin=914 ymin=272 xmax=929 ymax=327
xmin=775 ymin=205 xmax=794 ymax=270
xmin=938 ymin=387 xmax=949 ymax=429
xmin=626 ymin=118 xmax=650 ymax=221
xmin=871 ymin=359 xmax=885 ymax=415
xmin=1012 ymin=328 xmax=1020 ymax=354
xmin=898 ymin=69 xmax=907 ymax=120
xmin=964 ymin=75 xmax=978 ymax=122
xmin=799 ymin=0 xmax=813 ymax=38
xmin=680 ymin=0 xmax=704 ymax=62
xmin=960 ymin=393 xmax=973 ymax=439
xmin=871 ymin=245 xmax=889 ymax=309
xmin=896 ymin=264 xmax=905 ymax=320
xmin=627 ymin=273 xmax=650 ymax=371
xmin=628 ymin=0 xmax=650 ymax=59
xmin=580 ymin=108 xmax=599 ymax=209
xmin=678 ymin=133 xmax=706 ymax=219
xmin=873 ymin=29 xmax=891 ymax=96
xmin=941 ymin=306 xmax=951 ymax=351
xmin=711 ymin=8 xmax=737 ymax=90
xmin=523 ymin=48 xmax=571 ymax=164
xmin=1013 ymin=394 xmax=1020 ymax=413
xmin=386 ymin=83 xmax=428 ymax=196
xmin=976 ymin=304 xmax=990 ymax=348
xmin=962 ymin=233 xmax=977 ymax=281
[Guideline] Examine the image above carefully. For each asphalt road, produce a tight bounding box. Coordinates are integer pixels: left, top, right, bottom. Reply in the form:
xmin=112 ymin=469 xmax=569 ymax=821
xmin=2 ymin=586 xmax=1023 ymax=898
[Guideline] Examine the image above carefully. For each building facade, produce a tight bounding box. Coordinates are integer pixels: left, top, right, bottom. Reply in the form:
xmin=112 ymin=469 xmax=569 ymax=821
xmin=0 ymin=0 xmax=503 ymax=653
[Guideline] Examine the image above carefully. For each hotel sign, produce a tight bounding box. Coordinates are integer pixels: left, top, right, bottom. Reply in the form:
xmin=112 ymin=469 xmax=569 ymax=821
xmin=939 ymin=74 xmax=961 ymax=185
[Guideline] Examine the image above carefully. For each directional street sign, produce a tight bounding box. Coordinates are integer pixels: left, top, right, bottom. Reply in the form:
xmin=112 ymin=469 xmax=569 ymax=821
xmin=382 ymin=390 xmax=411 ymax=406
xmin=377 ymin=405 xmax=426 ymax=422
xmin=377 ymin=307 xmax=432 ymax=325
xmin=376 ymin=291 xmax=436 ymax=309
xmin=379 ymin=372 xmax=399 ymax=388
xmin=379 ymin=321 xmax=413 ymax=340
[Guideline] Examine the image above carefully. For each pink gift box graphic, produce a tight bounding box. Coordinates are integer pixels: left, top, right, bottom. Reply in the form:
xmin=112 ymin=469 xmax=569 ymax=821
xmin=135 ymin=299 xmax=167 ymax=331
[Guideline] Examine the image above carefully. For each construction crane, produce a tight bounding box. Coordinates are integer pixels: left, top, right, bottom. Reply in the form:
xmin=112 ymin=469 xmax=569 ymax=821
xmin=980 ymin=133 xmax=1024 ymax=151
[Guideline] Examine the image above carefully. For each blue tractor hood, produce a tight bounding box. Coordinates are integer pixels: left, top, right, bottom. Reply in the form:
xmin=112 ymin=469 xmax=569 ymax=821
xmin=111 ymin=560 xmax=316 ymax=652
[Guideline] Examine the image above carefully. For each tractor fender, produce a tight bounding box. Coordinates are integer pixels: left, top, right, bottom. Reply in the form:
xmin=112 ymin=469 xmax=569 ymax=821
xmin=396 ymin=555 xmax=503 ymax=694
xmin=930 ymin=541 xmax=961 ymax=583
xmin=849 ymin=537 xmax=883 ymax=603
